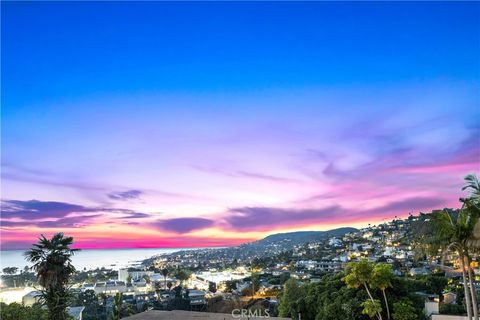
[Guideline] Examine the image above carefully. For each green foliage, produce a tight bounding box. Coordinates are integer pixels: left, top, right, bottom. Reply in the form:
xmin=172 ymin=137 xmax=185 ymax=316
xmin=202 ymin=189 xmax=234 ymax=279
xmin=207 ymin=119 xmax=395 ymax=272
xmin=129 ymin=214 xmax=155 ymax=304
xmin=251 ymin=273 xmax=261 ymax=296
xmin=0 ymin=302 xmax=48 ymax=320
xmin=1 ymin=271 xmax=37 ymax=287
xmin=25 ymin=233 xmax=79 ymax=320
xmin=392 ymin=300 xmax=417 ymax=320
xmin=142 ymin=274 xmax=151 ymax=284
xmin=439 ymin=303 xmax=466 ymax=315
xmin=225 ymin=280 xmax=239 ymax=292
xmin=108 ymin=292 xmax=123 ymax=320
xmin=173 ymin=269 xmax=191 ymax=283
xmin=161 ymin=268 xmax=169 ymax=277
xmin=361 ymin=299 xmax=382 ymax=319
xmin=2 ymin=267 xmax=18 ymax=275
xmin=371 ymin=264 xmax=393 ymax=291
xmin=278 ymin=272 xmax=424 ymax=320
xmin=343 ymin=259 xmax=374 ymax=289
xmin=72 ymin=268 xmax=118 ymax=284
xmin=278 ymin=278 xmax=307 ymax=320
xmin=423 ymin=275 xmax=448 ymax=297
xmin=70 ymin=289 xmax=101 ymax=320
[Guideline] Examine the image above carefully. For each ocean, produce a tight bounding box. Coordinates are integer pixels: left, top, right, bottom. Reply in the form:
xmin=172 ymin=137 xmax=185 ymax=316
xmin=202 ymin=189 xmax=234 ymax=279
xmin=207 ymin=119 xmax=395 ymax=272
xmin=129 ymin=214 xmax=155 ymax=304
xmin=0 ymin=248 xmax=195 ymax=272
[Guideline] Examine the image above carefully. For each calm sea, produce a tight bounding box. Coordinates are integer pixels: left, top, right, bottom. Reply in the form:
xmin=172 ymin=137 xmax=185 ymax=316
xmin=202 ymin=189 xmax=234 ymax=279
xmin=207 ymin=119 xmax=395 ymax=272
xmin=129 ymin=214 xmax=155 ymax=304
xmin=0 ymin=248 xmax=195 ymax=272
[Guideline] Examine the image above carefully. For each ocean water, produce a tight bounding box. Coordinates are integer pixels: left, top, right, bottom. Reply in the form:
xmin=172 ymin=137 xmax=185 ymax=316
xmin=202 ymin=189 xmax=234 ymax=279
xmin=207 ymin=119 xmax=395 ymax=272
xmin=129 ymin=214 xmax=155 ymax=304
xmin=0 ymin=248 xmax=192 ymax=272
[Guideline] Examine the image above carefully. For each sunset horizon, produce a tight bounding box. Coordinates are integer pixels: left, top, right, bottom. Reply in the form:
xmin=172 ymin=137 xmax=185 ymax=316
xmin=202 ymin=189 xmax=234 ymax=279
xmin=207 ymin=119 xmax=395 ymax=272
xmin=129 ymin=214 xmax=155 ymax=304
xmin=2 ymin=2 xmax=479 ymax=251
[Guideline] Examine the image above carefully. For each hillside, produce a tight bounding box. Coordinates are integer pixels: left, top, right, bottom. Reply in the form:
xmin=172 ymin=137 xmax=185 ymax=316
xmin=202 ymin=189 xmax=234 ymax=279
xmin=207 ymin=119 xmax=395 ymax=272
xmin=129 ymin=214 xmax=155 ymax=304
xmin=258 ymin=228 xmax=358 ymax=245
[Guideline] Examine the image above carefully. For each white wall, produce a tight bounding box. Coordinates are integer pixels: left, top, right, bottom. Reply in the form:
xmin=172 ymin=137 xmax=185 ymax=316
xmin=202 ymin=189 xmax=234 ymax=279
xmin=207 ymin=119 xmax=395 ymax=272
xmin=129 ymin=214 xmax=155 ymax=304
xmin=431 ymin=315 xmax=470 ymax=320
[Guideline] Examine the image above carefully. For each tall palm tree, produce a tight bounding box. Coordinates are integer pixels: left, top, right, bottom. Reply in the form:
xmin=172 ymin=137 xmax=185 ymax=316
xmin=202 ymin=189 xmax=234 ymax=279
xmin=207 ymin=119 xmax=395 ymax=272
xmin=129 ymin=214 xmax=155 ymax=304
xmin=371 ymin=263 xmax=393 ymax=320
xmin=343 ymin=260 xmax=383 ymax=320
xmin=462 ymin=173 xmax=480 ymax=319
xmin=430 ymin=209 xmax=476 ymax=320
xmin=25 ymin=233 xmax=79 ymax=320
xmin=161 ymin=268 xmax=169 ymax=290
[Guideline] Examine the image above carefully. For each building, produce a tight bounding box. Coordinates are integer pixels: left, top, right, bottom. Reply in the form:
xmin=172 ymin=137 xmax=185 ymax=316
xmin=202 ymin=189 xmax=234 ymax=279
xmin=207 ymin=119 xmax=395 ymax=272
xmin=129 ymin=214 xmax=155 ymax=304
xmin=67 ymin=306 xmax=85 ymax=320
xmin=409 ymin=267 xmax=431 ymax=277
xmin=22 ymin=291 xmax=42 ymax=306
xmin=118 ymin=268 xmax=155 ymax=282
xmin=296 ymin=260 xmax=342 ymax=272
xmin=94 ymin=281 xmax=127 ymax=295
xmin=188 ymin=290 xmax=206 ymax=305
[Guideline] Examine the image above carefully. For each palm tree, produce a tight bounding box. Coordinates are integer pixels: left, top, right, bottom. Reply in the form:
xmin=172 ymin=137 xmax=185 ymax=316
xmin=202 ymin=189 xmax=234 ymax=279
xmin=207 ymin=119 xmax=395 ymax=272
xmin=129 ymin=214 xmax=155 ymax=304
xmin=430 ymin=208 xmax=476 ymax=320
xmin=161 ymin=268 xmax=169 ymax=290
xmin=462 ymin=173 xmax=480 ymax=319
xmin=343 ymin=260 xmax=383 ymax=320
xmin=25 ymin=233 xmax=79 ymax=320
xmin=371 ymin=264 xmax=393 ymax=320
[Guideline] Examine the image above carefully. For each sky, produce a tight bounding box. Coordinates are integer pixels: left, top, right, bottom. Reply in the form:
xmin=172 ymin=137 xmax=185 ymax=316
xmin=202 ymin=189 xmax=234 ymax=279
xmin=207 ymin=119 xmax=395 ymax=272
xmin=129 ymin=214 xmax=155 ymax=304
xmin=1 ymin=2 xmax=479 ymax=250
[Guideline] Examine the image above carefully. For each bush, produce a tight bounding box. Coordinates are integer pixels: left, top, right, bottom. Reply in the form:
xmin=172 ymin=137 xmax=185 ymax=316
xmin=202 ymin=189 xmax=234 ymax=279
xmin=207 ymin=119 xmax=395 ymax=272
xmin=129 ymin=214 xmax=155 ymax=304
xmin=0 ymin=302 xmax=48 ymax=320
xmin=440 ymin=303 xmax=466 ymax=315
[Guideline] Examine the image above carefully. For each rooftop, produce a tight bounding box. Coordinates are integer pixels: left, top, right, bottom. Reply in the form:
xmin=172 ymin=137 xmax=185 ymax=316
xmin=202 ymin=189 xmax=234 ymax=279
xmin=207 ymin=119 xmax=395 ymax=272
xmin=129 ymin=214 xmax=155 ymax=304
xmin=123 ymin=310 xmax=291 ymax=320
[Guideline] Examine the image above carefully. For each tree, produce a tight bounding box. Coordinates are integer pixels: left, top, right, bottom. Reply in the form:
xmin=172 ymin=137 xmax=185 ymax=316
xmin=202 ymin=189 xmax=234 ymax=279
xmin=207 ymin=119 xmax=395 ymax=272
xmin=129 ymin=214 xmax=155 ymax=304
xmin=174 ymin=269 xmax=190 ymax=285
xmin=462 ymin=173 xmax=480 ymax=319
xmin=424 ymin=275 xmax=448 ymax=302
xmin=2 ymin=267 xmax=18 ymax=275
xmin=429 ymin=206 xmax=477 ymax=319
xmin=0 ymin=302 xmax=48 ymax=320
xmin=71 ymin=289 xmax=100 ymax=320
xmin=362 ymin=299 xmax=382 ymax=319
xmin=424 ymin=174 xmax=480 ymax=320
xmin=371 ymin=263 xmax=393 ymax=319
xmin=25 ymin=233 xmax=79 ymax=320
xmin=251 ymin=273 xmax=260 ymax=299
xmin=126 ymin=275 xmax=132 ymax=286
xmin=161 ymin=268 xmax=169 ymax=290
xmin=143 ymin=274 xmax=151 ymax=284
xmin=343 ymin=260 xmax=383 ymax=320
xmin=108 ymin=292 xmax=123 ymax=320
xmin=392 ymin=300 xmax=417 ymax=320
xmin=278 ymin=278 xmax=307 ymax=320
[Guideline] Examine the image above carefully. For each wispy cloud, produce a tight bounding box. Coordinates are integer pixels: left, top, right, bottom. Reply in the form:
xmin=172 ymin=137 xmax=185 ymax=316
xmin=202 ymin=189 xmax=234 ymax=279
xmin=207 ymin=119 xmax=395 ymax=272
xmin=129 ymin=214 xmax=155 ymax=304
xmin=108 ymin=189 xmax=143 ymax=201
xmin=0 ymin=199 xmax=151 ymax=229
xmin=193 ymin=165 xmax=301 ymax=184
xmin=154 ymin=217 xmax=215 ymax=233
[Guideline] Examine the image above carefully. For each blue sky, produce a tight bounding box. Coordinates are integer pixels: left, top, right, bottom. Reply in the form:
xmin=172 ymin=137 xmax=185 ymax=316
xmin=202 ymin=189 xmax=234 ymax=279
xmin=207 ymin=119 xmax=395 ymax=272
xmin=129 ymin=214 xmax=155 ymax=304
xmin=1 ymin=2 xmax=479 ymax=249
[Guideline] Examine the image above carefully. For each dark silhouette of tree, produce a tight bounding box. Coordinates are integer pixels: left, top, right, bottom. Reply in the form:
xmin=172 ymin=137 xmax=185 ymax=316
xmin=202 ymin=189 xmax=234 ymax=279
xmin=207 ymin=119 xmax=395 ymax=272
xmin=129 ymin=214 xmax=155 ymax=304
xmin=161 ymin=268 xmax=169 ymax=290
xmin=2 ymin=267 xmax=18 ymax=275
xmin=25 ymin=233 xmax=79 ymax=320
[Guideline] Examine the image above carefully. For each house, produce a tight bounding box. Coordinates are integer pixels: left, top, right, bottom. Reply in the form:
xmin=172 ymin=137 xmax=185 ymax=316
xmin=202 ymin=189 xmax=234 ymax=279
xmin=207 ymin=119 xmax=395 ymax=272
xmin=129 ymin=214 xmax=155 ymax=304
xmin=409 ymin=267 xmax=431 ymax=277
xmin=118 ymin=269 xmax=155 ymax=282
xmin=94 ymin=281 xmax=127 ymax=295
xmin=81 ymin=283 xmax=95 ymax=292
xmin=443 ymin=292 xmax=457 ymax=304
xmin=328 ymin=238 xmax=342 ymax=247
xmin=22 ymin=291 xmax=42 ymax=306
xmin=67 ymin=306 xmax=85 ymax=320
xmin=188 ymin=290 xmax=206 ymax=305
